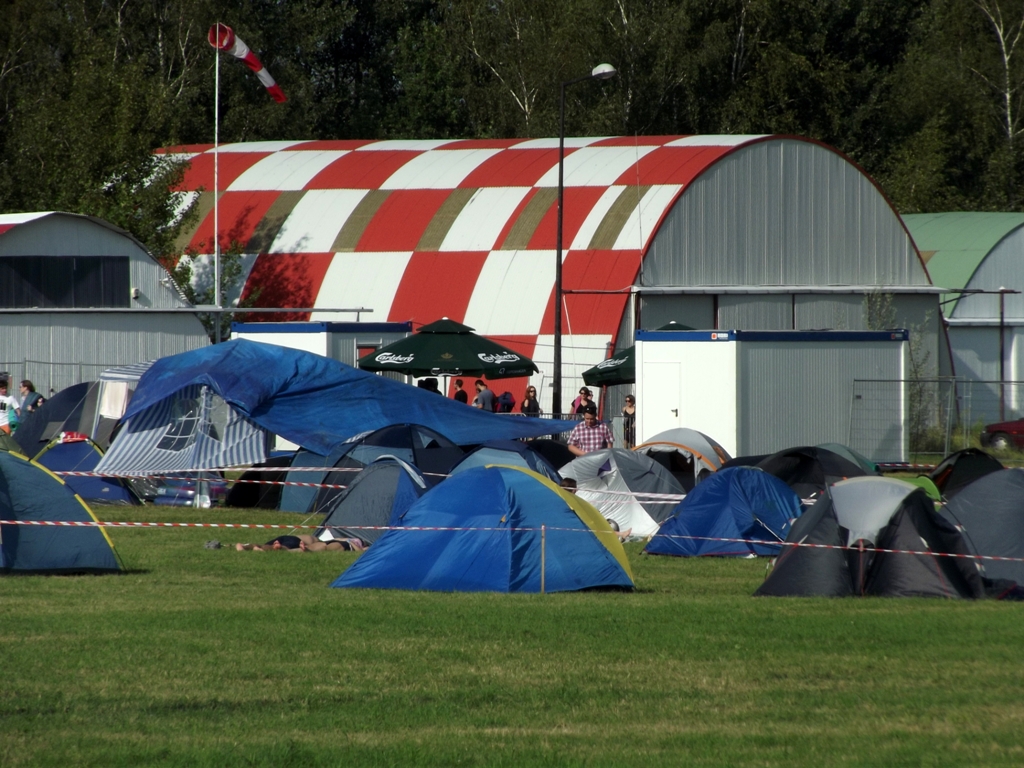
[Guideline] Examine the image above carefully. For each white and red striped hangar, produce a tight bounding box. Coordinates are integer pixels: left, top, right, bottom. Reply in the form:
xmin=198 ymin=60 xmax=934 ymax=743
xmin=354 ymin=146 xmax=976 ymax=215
xmin=167 ymin=135 xmax=939 ymax=411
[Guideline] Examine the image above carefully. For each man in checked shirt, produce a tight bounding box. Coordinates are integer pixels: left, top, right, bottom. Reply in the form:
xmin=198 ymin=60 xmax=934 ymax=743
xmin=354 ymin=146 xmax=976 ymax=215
xmin=567 ymin=404 xmax=614 ymax=457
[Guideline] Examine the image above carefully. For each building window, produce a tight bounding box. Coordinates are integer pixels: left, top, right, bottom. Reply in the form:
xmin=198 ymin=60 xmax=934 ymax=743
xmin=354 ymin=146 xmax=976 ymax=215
xmin=0 ymin=256 xmax=130 ymax=308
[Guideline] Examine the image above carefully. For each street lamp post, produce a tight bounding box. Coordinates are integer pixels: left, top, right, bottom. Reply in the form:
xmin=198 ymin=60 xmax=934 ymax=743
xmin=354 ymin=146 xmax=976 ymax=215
xmin=553 ymin=63 xmax=616 ymax=418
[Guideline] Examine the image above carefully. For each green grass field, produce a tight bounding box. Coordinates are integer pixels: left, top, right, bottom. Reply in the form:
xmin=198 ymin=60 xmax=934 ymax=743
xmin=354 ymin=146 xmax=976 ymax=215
xmin=3 ymin=504 xmax=1024 ymax=767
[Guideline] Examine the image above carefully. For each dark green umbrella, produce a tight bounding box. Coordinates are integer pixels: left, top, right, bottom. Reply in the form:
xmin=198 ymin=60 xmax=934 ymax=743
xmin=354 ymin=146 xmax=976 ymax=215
xmin=582 ymin=322 xmax=693 ymax=387
xmin=583 ymin=345 xmax=635 ymax=386
xmin=359 ymin=318 xmax=539 ymax=379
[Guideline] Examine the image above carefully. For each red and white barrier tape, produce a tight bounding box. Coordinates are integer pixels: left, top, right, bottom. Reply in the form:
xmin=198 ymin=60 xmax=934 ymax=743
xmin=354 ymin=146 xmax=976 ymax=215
xmin=57 ymin=471 xmax=349 ymax=491
xmin=4 ymin=519 xmax=1024 ymax=565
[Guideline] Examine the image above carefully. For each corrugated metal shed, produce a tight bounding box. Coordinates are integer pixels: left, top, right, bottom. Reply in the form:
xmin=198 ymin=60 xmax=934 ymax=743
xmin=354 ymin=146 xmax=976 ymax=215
xmin=169 ymin=135 xmax=939 ymax=408
xmin=0 ymin=212 xmax=209 ymax=395
xmin=903 ymin=212 xmax=1024 ymax=316
xmin=903 ymin=212 xmax=1024 ymax=421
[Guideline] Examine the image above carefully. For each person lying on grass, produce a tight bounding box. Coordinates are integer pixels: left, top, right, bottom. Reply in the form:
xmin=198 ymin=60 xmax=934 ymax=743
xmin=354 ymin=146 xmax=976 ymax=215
xmin=236 ymin=534 xmax=365 ymax=552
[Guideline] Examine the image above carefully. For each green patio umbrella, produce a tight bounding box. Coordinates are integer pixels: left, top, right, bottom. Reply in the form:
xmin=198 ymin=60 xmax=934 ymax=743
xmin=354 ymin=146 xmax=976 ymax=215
xmin=582 ymin=322 xmax=693 ymax=387
xmin=582 ymin=345 xmax=635 ymax=386
xmin=358 ymin=318 xmax=539 ymax=379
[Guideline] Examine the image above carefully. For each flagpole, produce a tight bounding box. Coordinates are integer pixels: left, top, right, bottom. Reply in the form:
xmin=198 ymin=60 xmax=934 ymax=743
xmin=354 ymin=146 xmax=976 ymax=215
xmin=213 ymin=37 xmax=221 ymax=345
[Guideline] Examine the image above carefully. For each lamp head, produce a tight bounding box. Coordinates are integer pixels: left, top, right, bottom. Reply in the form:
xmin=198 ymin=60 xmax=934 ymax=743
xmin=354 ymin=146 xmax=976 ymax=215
xmin=591 ymin=63 xmax=617 ymax=80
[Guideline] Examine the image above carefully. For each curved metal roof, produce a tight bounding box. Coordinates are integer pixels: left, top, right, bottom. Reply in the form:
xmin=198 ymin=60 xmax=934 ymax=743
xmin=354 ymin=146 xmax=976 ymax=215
xmin=169 ymin=135 xmax=919 ymax=391
xmin=903 ymin=212 xmax=1024 ymax=315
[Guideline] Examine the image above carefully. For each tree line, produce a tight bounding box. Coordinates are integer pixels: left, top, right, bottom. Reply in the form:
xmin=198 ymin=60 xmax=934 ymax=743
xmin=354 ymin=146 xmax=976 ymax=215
xmin=3 ymin=0 xmax=1024 ymax=263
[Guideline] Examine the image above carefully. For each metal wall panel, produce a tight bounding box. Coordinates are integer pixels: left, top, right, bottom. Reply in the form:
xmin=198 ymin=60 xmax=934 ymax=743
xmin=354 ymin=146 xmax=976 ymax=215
xmin=718 ymin=294 xmax=792 ymax=329
xmin=0 ymin=313 xmax=207 ymax=396
xmin=637 ymin=295 xmax=714 ymax=330
xmin=737 ymin=340 xmax=906 ymax=459
xmin=641 ymin=140 xmax=926 ymax=289
xmin=794 ymin=294 xmax=865 ymax=330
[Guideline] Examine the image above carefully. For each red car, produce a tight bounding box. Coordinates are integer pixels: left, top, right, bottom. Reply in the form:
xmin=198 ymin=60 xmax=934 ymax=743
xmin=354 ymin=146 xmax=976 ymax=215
xmin=979 ymin=419 xmax=1024 ymax=451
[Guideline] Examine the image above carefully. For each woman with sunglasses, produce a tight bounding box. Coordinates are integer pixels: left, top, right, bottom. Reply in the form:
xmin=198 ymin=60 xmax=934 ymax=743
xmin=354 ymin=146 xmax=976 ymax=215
xmin=621 ymin=395 xmax=637 ymax=448
xmin=520 ymin=385 xmax=541 ymax=416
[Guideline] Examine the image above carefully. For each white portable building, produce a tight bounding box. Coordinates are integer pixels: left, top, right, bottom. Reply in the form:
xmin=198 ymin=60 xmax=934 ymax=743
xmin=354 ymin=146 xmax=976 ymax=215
xmin=635 ymin=329 xmax=908 ymax=461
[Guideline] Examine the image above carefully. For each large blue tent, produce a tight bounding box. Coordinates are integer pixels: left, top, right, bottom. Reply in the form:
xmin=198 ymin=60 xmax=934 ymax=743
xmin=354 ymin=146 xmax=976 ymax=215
xmin=332 ymin=466 xmax=634 ymax=593
xmin=0 ymin=451 xmax=121 ymax=574
xmin=96 ymin=340 xmax=577 ymax=475
xmin=645 ymin=467 xmax=802 ymax=557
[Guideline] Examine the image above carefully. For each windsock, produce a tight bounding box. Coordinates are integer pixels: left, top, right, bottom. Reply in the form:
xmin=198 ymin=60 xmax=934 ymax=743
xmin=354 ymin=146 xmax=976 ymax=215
xmin=208 ymin=23 xmax=287 ymax=103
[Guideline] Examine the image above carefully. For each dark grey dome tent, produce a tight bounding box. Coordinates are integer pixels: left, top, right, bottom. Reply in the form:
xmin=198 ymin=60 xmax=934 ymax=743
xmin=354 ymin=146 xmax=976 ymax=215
xmin=930 ymin=448 xmax=1004 ymax=500
xmin=281 ymin=424 xmax=464 ymax=515
xmin=315 ymin=457 xmax=427 ymax=547
xmin=941 ymin=467 xmax=1024 ymax=585
xmin=755 ymin=446 xmax=874 ymax=501
xmin=756 ymin=477 xmax=986 ymax=599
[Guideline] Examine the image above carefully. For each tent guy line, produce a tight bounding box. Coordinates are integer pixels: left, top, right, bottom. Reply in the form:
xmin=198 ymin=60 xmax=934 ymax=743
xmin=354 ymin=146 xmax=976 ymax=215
xmin=6 ymin=518 xmax=1024 ymax=565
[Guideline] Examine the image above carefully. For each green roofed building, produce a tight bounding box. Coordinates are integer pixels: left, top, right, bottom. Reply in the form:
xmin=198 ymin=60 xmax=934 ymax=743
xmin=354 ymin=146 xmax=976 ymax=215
xmin=903 ymin=212 xmax=1024 ymax=422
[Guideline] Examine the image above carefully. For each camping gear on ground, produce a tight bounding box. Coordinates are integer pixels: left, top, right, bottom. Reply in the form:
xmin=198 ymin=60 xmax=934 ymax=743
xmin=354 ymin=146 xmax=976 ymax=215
xmin=941 ymin=467 xmax=1024 ymax=585
xmin=634 ymin=427 xmax=732 ymax=491
xmin=645 ymin=467 xmax=802 ymax=557
xmin=559 ymin=448 xmax=685 ymax=538
xmin=929 ymin=448 xmax=1004 ymax=500
xmin=96 ymin=340 xmax=575 ymax=477
xmin=32 ymin=433 xmax=141 ymax=505
xmin=756 ymin=477 xmax=986 ymax=599
xmin=0 ymin=451 xmax=121 ymax=574
xmin=358 ymin=317 xmax=539 ymax=379
xmin=283 ymin=424 xmax=463 ymax=515
xmin=449 ymin=439 xmax=561 ymax=482
xmin=315 ymin=457 xmax=427 ymax=547
xmin=755 ymin=445 xmax=873 ymax=500
xmin=331 ymin=466 xmax=633 ymax=593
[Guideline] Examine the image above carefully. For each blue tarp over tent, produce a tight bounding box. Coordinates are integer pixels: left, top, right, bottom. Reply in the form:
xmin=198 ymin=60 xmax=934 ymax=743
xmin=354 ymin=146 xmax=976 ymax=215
xmin=645 ymin=467 xmax=802 ymax=557
xmin=0 ymin=452 xmax=121 ymax=573
xmin=118 ymin=340 xmax=577 ymax=457
xmin=332 ymin=466 xmax=634 ymax=593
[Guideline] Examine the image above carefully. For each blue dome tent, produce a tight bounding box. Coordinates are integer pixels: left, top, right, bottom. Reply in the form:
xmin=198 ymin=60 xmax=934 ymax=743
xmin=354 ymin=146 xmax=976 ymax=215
xmin=32 ymin=434 xmax=141 ymax=506
xmin=0 ymin=451 xmax=121 ymax=574
xmin=645 ymin=467 xmax=802 ymax=557
xmin=331 ymin=466 xmax=633 ymax=593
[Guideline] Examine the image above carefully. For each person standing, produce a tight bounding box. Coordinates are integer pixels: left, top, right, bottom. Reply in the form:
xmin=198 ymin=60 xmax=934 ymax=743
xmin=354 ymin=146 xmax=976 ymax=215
xmin=574 ymin=388 xmax=593 ymax=415
xmin=472 ymin=379 xmax=495 ymax=411
xmin=622 ymin=395 xmax=636 ymax=449
xmin=0 ymin=380 xmax=21 ymax=435
xmin=453 ymin=379 xmax=469 ymax=404
xmin=19 ymin=380 xmax=44 ymax=413
xmin=567 ymin=404 xmax=614 ymax=457
xmin=520 ymin=386 xmax=541 ymax=416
